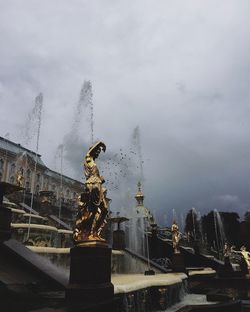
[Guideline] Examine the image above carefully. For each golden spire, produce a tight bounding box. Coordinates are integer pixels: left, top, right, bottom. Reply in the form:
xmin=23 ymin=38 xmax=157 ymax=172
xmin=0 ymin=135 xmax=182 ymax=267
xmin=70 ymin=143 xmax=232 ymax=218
xmin=135 ymin=181 xmax=144 ymax=206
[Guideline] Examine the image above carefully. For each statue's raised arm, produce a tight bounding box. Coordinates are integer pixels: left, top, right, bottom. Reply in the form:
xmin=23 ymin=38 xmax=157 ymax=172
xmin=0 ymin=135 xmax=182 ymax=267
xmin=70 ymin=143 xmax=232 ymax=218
xmin=87 ymin=141 xmax=106 ymax=160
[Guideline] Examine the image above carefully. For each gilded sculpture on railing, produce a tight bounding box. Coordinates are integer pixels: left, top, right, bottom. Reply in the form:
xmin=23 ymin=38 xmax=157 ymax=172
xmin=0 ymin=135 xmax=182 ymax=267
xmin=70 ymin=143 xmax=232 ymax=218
xmin=171 ymin=220 xmax=181 ymax=254
xmin=16 ymin=168 xmax=24 ymax=187
xmin=73 ymin=141 xmax=109 ymax=244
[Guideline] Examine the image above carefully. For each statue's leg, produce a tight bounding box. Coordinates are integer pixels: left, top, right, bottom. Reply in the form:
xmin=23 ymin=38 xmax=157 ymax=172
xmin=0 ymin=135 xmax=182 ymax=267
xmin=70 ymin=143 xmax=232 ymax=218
xmin=87 ymin=205 xmax=99 ymax=240
xmin=93 ymin=207 xmax=108 ymax=240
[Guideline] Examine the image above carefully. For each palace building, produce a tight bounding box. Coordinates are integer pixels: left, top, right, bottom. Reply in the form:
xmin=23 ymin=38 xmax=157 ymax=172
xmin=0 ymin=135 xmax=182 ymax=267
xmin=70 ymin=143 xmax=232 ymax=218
xmin=0 ymin=136 xmax=83 ymax=224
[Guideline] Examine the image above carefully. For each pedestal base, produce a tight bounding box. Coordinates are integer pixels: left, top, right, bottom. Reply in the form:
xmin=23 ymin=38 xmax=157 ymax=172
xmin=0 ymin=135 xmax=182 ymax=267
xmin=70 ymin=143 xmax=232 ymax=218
xmin=66 ymin=246 xmax=114 ymax=303
xmin=112 ymin=230 xmax=125 ymax=250
xmin=172 ymin=253 xmax=186 ymax=272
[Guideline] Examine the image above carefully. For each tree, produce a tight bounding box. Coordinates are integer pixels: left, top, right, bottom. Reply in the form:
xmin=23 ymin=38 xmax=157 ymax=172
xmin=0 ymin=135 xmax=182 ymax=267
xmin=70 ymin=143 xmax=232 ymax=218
xmin=220 ymin=212 xmax=240 ymax=247
xmin=239 ymin=211 xmax=250 ymax=250
xmin=201 ymin=211 xmax=215 ymax=248
xmin=202 ymin=211 xmax=241 ymax=251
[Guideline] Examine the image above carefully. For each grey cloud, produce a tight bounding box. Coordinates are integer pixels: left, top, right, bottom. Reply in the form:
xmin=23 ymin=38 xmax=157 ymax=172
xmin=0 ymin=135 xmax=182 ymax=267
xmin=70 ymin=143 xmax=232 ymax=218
xmin=1 ymin=1 xmax=250 ymax=225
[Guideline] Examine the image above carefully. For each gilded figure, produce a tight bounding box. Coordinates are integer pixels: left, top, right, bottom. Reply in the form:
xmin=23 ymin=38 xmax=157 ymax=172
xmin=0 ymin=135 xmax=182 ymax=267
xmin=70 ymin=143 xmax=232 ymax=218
xmin=16 ymin=168 xmax=24 ymax=187
xmin=73 ymin=141 xmax=109 ymax=243
xmin=171 ymin=220 xmax=180 ymax=254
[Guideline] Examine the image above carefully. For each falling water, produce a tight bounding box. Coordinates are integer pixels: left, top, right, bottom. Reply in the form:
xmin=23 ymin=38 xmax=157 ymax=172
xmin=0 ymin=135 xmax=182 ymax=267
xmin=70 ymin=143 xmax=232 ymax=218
xmin=89 ymin=85 xmax=94 ymax=145
xmin=172 ymin=208 xmax=177 ymax=223
xmin=61 ymin=80 xmax=94 ymax=180
xmin=23 ymin=94 xmax=43 ymax=148
xmin=126 ymin=208 xmax=147 ymax=258
xmin=57 ymin=144 xmax=64 ymax=219
xmin=163 ymin=213 xmax=168 ymax=227
xmin=27 ymin=93 xmax=43 ymax=240
xmin=3 ymin=133 xmax=10 ymax=182
xmin=77 ymin=80 xmax=94 ymax=144
xmin=132 ymin=126 xmax=145 ymax=185
xmin=180 ymin=213 xmax=185 ymax=233
xmin=197 ymin=211 xmax=204 ymax=244
xmin=191 ymin=207 xmax=197 ymax=239
xmin=213 ymin=209 xmax=226 ymax=257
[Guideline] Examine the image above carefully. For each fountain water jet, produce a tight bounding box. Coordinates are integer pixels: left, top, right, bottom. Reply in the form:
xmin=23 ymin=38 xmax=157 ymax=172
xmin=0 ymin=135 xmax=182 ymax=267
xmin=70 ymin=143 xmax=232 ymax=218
xmin=132 ymin=126 xmax=145 ymax=185
xmin=61 ymin=80 xmax=94 ymax=180
xmin=213 ymin=209 xmax=226 ymax=259
xmin=3 ymin=133 xmax=10 ymax=182
xmin=57 ymin=144 xmax=64 ymax=220
xmin=27 ymin=93 xmax=43 ymax=240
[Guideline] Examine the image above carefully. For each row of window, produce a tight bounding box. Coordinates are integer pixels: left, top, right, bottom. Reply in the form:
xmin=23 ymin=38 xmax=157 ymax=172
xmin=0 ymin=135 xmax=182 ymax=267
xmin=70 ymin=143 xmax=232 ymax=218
xmin=0 ymin=159 xmax=78 ymax=199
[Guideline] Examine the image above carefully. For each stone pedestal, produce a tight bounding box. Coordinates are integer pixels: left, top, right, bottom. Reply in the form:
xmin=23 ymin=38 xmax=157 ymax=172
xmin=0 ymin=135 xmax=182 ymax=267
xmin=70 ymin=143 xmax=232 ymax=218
xmin=66 ymin=245 xmax=114 ymax=303
xmin=112 ymin=229 xmax=125 ymax=250
xmin=172 ymin=253 xmax=185 ymax=272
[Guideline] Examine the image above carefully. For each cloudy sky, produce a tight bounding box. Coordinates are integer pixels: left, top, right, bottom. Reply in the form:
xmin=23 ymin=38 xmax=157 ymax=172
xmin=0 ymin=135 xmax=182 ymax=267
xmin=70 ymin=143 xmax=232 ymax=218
xmin=1 ymin=0 xmax=250 ymax=226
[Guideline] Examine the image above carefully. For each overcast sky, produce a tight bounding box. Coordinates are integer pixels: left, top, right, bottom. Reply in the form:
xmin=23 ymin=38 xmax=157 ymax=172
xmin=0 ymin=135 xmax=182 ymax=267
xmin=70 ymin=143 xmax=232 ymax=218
xmin=1 ymin=1 xmax=250 ymax=226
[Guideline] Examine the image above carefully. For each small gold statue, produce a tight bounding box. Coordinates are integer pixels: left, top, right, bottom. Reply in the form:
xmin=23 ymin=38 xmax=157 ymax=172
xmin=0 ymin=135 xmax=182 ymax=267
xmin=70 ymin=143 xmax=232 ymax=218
xmin=16 ymin=168 xmax=24 ymax=187
xmin=171 ymin=220 xmax=181 ymax=254
xmin=73 ymin=141 xmax=109 ymax=243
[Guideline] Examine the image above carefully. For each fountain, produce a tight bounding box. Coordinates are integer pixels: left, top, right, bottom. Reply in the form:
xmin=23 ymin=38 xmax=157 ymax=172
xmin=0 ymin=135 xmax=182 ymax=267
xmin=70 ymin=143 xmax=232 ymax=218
xmin=23 ymin=93 xmax=43 ymax=241
xmin=132 ymin=126 xmax=145 ymax=184
xmin=60 ymin=80 xmax=95 ymax=181
xmin=213 ymin=209 xmax=226 ymax=259
xmin=2 ymin=141 xmax=249 ymax=311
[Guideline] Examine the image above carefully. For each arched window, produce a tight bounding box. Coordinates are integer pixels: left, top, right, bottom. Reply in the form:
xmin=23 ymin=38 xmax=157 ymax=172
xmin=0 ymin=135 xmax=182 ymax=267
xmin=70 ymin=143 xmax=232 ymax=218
xmin=26 ymin=169 xmax=31 ymax=179
xmin=26 ymin=181 xmax=30 ymax=189
xmin=36 ymin=184 xmax=40 ymax=194
xmin=36 ymin=173 xmax=41 ymax=182
xmin=10 ymin=163 xmax=15 ymax=174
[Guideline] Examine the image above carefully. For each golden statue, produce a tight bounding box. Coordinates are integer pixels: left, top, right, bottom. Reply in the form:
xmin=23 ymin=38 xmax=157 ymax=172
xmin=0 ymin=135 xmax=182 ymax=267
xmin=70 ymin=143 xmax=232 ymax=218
xmin=171 ymin=220 xmax=181 ymax=254
xmin=16 ymin=168 xmax=24 ymax=187
xmin=73 ymin=141 xmax=109 ymax=243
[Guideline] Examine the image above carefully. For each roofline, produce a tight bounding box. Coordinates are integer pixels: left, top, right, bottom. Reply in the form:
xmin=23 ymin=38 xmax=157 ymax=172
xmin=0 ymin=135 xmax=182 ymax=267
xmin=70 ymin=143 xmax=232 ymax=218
xmin=47 ymin=168 xmax=84 ymax=185
xmin=0 ymin=136 xmax=42 ymax=158
xmin=0 ymin=135 xmax=83 ymax=186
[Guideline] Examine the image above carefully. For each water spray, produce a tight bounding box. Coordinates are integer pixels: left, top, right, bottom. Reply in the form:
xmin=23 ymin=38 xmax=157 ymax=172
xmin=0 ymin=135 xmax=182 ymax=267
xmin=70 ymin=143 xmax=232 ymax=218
xmin=27 ymin=93 xmax=43 ymax=241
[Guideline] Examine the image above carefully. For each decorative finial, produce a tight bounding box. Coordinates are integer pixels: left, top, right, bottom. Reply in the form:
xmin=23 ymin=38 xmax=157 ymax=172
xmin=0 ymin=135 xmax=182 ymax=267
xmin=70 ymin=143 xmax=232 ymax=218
xmin=135 ymin=181 xmax=144 ymax=206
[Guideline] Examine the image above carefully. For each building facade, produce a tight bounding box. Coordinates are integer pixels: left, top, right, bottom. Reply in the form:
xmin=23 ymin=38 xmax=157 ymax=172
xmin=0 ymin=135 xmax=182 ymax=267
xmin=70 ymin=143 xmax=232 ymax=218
xmin=0 ymin=136 xmax=83 ymax=209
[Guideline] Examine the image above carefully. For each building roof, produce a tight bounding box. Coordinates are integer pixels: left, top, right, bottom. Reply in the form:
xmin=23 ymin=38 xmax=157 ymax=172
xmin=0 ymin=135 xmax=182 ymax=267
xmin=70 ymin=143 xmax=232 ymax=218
xmin=0 ymin=136 xmax=84 ymax=187
xmin=45 ymin=168 xmax=83 ymax=187
xmin=0 ymin=136 xmax=46 ymax=167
